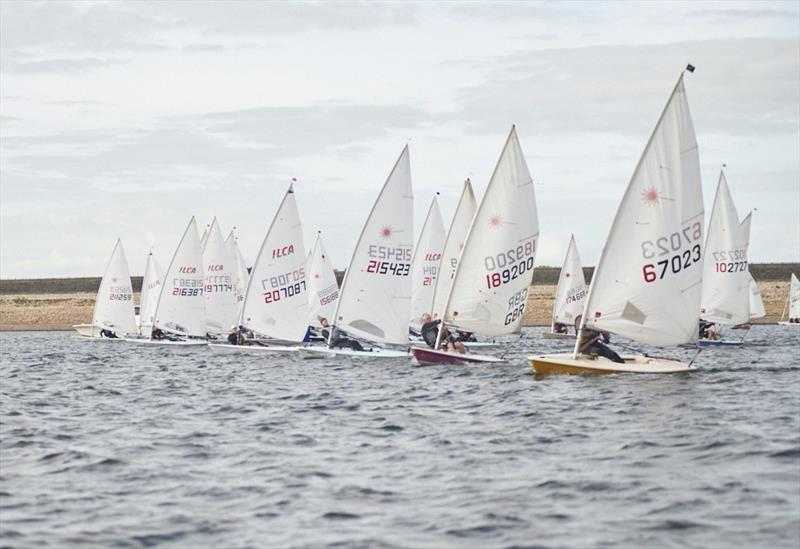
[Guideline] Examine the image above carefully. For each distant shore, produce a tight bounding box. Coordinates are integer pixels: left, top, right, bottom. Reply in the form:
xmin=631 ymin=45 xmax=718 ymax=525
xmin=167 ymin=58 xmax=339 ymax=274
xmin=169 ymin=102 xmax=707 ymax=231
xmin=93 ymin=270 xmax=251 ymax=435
xmin=0 ymin=280 xmax=792 ymax=331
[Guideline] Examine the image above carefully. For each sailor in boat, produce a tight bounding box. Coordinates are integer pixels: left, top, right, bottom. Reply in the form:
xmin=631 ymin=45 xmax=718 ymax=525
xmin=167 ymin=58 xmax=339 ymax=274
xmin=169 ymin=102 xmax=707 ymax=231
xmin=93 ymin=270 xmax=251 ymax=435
xmin=553 ymin=322 xmax=569 ymax=335
xmin=419 ymin=313 xmax=466 ymax=354
xmin=698 ymin=320 xmax=719 ymax=340
xmin=456 ymin=330 xmax=477 ymax=343
xmin=99 ymin=328 xmax=118 ymax=338
xmin=227 ymin=325 xmax=241 ymax=345
xmin=575 ymin=315 xmax=624 ymax=363
xmin=320 ymin=317 xmax=368 ymax=352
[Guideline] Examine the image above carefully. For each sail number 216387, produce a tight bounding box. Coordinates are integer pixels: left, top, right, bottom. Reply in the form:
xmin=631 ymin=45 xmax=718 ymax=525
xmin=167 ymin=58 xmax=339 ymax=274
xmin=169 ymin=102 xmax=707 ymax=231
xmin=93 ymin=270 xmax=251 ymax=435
xmin=641 ymin=222 xmax=702 ymax=283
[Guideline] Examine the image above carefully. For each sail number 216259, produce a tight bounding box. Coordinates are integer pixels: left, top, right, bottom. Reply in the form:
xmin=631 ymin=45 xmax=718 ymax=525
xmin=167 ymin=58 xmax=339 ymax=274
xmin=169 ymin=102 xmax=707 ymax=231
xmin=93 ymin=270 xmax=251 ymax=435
xmin=641 ymin=222 xmax=702 ymax=283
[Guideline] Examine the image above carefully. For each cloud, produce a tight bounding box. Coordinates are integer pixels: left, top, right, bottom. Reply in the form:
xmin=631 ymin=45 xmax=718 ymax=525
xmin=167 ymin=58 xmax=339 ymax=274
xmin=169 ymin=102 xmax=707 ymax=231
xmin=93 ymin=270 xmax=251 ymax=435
xmin=2 ymin=56 xmax=128 ymax=74
xmin=445 ymin=37 xmax=799 ymax=138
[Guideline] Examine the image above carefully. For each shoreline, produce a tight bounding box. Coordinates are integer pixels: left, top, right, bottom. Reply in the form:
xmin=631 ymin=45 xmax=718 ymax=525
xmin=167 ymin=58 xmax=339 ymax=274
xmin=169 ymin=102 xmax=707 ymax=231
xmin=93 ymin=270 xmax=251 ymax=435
xmin=0 ymin=280 xmax=790 ymax=332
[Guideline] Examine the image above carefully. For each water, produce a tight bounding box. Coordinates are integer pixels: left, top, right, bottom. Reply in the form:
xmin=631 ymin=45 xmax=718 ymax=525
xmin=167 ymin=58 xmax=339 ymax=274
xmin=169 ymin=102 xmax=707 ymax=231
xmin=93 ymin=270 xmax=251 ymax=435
xmin=1 ymin=327 xmax=798 ymax=548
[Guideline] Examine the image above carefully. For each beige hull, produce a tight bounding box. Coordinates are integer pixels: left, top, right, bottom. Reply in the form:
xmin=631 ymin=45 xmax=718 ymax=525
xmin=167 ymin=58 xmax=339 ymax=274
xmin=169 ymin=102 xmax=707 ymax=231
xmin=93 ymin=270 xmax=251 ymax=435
xmin=530 ymin=353 xmax=695 ymax=375
xmin=73 ymin=324 xmax=100 ymax=338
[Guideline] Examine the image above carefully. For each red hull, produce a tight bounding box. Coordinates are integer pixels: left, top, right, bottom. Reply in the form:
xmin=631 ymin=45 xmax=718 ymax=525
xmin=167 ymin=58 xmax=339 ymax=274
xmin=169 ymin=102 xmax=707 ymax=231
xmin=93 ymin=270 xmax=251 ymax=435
xmin=410 ymin=346 xmax=504 ymax=365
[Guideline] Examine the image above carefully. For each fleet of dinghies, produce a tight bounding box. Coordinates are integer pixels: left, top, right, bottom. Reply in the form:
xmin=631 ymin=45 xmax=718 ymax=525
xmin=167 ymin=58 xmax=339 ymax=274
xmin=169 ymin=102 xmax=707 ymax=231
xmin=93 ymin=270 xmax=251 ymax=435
xmin=74 ymin=65 xmax=795 ymax=374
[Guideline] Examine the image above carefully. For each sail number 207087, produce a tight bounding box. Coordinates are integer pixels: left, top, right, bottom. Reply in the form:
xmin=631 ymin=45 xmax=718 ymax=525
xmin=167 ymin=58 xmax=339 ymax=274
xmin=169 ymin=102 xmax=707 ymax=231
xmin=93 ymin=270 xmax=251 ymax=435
xmin=641 ymin=222 xmax=702 ymax=283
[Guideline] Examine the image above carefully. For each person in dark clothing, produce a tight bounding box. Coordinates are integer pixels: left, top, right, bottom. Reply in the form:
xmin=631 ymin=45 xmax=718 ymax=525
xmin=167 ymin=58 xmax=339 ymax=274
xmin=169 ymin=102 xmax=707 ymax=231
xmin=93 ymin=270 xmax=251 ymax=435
xmin=456 ymin=330 xmax=477 ymax=342
xmin=579 ymin=328 xmax=624 ymax=363
xmin=419 ymin=314 xmax=465 ymax=353
xmin=553 ymin=322 xmax=568 ymax=334
xmin=227 ymin=325 xmax=240 ymax=345
xmin=99 ymin=328 xmax=117 ymax=338
xmin=698 ymin=320 xmax=718 ymax=340
xmin=151 ymin=328 xmax=166 ymax=340
xmin=320 ymin=318 xmax=366 ymax=352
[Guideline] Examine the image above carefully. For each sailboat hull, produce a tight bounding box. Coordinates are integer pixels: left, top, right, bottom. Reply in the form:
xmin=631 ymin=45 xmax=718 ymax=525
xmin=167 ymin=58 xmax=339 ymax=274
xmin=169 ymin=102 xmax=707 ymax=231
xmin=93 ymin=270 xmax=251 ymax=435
xmin=778 ymin=321 xmax=800 ymax=326
xmin=208 ymin=343 xmax=300 ymax=354
xmin=302 ymin=346 xmax=409 ymax=358
xmin=541 ymin=331 xmax=576 ymax=340
xmin=529 ymin=354 xmax=695 ymax=375
xmin=123 ymin=338 xmax=207 ymax=348
xmin=410 ymin=346 xmax=505 ymax=365
xmin=73 ymin=324 xmax=100 ymax=338
xmin=697 ymin=339 xmax=743 ymax=348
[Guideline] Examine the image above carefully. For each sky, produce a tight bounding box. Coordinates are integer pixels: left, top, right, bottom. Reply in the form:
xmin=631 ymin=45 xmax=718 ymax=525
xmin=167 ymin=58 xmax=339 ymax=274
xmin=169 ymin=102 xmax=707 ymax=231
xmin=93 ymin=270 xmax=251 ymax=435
xmin=1 ymin=0 xmax=798 ymax=278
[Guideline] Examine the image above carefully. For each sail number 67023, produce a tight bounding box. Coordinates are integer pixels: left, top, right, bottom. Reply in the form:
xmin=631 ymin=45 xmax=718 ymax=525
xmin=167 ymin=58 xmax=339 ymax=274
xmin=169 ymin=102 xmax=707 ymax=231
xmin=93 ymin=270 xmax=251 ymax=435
xmin=643 ymin=244 xmax=701 ymax=283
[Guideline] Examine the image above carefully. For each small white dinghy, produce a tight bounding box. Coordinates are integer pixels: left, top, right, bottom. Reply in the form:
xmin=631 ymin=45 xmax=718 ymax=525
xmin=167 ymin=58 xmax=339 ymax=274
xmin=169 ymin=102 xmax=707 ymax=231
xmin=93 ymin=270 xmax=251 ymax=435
xmin=319 ymin=146 xmax=414 ymax=358
xmin=530 ymin=67 xmax=703 ymax=375
xmin=409 ymin=194 xmax=446 ymax=332
xmin=210 ymin=182 xmax=309 ymax=354
xmin=411 ymin=126 xmax=540 ymax=365
xmin=125 ymin=217 xmax=207 ymax=346
xmin=137 ymin=249 xmax=162 ymax=336
xmin=697 ymin=170 xmax=752 ymax=347
xmin=778 ymin=273 xmax=800 ymax=325
xmin=306 ymin=232 xmax=339 ymax=326
xmin=542 ymin=235 xmax=586 ymax=341
xmin=75 ymin=238 xmax=137 ymax=340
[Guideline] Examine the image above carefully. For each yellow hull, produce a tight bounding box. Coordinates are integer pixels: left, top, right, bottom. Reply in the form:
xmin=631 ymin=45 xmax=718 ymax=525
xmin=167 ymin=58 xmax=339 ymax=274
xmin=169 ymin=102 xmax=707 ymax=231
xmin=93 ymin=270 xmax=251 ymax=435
xmin=529 ymin=354 xmax=695 ymax=375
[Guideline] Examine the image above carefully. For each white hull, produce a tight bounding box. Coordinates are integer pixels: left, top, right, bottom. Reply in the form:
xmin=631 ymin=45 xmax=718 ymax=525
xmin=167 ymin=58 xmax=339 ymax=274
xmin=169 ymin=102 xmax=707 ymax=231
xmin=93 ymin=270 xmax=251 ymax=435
xmin=530 ymin=353 xmax=695 ymax=375
xmin=541 ymin=331 xmax=577 ymax=340
xmin=302 ymin=346 xmax=409 ymax=358
xmin=123 ymin=338 xmax=207 ymax=347
xmin=208 ymin=343 xmax=301 ymax=354
xmin=778 ymin=321 xmax=800 ymax=326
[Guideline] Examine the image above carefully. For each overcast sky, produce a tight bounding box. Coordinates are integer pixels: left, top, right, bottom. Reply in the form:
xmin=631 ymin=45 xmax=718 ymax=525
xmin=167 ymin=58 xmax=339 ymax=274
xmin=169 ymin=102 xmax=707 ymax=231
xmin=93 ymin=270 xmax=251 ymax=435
xmin=1 ymin=0 xmax=798 ymax=278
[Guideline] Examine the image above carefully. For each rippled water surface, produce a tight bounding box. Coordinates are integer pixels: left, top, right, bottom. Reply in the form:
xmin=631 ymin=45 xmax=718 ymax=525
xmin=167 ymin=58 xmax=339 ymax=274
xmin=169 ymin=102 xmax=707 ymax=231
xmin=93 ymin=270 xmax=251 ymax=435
xmin=1 ymin=327 xmax=799 ymax=548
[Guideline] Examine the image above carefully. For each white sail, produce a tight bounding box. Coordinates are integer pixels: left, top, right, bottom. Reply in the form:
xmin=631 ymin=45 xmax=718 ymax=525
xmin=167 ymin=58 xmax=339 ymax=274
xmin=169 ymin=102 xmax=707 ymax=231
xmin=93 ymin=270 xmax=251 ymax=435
xmin=332 ymin=145 xmax=414 ymax=345
xmin=203 ymin=218 xmax=239 ymax=335
xmin=225 ymin=230 xmax=248 ymax=318
xmin=138 ymin=250 xmax=162 ymax=335
xmin=748 ymin=274 xmax=766 ymax=319
xmin=92 ymin=239 xmax=137 ymax=336
xmin=790 ymin=273 xmax=800 ymax=319
xmin=306 ymin=232 xmax=339 ymax=325
xmin=431 ymin=179 xmax=477 ymax=318
xmin=580 ymin=73 xmax=703 ymax=347
xmin=551 ymin=235 xmax=587 ymax=329
xmin=442 ymin=126 xmax=539 ymax=336
xmin=153 ymin=217 xmax=206 ymax=338
xmin=409 ymin=195 xmax=446 ymax=328
xmin=699 ymin=172 xmax=751 ymax=326
xmin=241 ymin=183 xmax=308 ymax=341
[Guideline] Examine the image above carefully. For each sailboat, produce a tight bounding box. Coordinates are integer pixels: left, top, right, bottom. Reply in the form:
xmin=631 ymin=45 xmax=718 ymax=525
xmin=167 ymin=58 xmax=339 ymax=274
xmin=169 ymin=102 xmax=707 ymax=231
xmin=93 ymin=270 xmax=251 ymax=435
xmin=137 ymin=249 xmax=162 ymax=336
xmin=305 ymin=146 xmax=413 ymax=358
xmin=225 ymin=229 xmax=249 ymax=318
xmin=202 ymin=218 xmax=239 ymax=338
xmin=430 ymin=179 xmax=477 ymax=320
xmin=306 ymin=231 xmax=339 ymax=328
xmin=697 ymin=172 xmax=752 ymax=347
xmin=530 ymin=67 xmax=703 ymax=374
xmin=409 ymin=194 xmax=446 ymax=331
xmin=209 ymin=182 xmax=308 ymax=354
xmin=747 ymin=274 xmax=766 ymax=320
xmin=74 ymin=238 xmax=137 ymax=339
xmin=411 ymin=126 xmax=539 ymax=365
xmin=778 ymin=273 xmax=800 ymax=325
xmin=543 ymin=235 xmax=587 ymax=340
xmin=125 ymin=217 xmax=207 ymax=346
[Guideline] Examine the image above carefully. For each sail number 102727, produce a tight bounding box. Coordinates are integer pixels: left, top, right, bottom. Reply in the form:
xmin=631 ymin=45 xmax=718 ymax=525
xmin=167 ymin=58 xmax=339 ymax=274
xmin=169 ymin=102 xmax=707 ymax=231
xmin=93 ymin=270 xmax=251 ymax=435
xmin=641 ymin=222 xmax=702 ymax=283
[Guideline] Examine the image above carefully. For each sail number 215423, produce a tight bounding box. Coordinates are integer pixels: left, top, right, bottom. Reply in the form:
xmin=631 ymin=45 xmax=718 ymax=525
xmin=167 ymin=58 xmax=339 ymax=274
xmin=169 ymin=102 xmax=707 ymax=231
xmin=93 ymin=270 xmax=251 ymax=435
xmin=641 ymin=222 xmax=702 ymax=283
